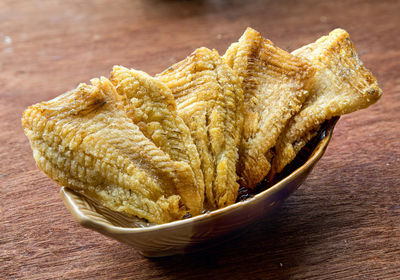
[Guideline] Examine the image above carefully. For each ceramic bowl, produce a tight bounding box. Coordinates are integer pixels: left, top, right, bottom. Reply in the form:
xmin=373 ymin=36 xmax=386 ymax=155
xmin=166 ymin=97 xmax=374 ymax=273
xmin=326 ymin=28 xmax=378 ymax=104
xmin=60 ymin=118 xmax=339 ymax=257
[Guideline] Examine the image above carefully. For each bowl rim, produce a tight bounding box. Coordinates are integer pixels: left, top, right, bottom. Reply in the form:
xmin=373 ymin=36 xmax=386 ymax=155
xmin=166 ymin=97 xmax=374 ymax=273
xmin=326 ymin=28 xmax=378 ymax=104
xmin=61 ymin=117 xmax=338 ymax=234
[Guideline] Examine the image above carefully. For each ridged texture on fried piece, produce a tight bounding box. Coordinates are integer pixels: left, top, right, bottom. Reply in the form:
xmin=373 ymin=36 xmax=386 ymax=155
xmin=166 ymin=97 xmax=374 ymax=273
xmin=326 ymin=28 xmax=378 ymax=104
xmin=272 ymin=28 xmax=382 ymax=174
xmin=110 ymin=66 xmax=204 ymax=211
xmin=157 ymin=47 xmax=244 ymax=209
xmin=223 ymin=27 xmax=314 ymax=188
xmin=22 ymin=77 xmax=200 ymax=224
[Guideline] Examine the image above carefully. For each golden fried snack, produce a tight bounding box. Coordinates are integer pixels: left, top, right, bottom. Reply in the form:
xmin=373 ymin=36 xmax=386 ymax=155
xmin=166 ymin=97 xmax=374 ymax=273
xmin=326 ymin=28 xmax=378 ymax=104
xmin=157 ymin=47 xmax=244 ymax=209
xmin=272 ymin=28 xmax=382 ymax=174
xmin=223 ymin=27 xmax=314 ymax=188
xmin=110 ymin=66 xmax=204 ymax=207
xmin=22 ymin=77 xmax=202 ymax=224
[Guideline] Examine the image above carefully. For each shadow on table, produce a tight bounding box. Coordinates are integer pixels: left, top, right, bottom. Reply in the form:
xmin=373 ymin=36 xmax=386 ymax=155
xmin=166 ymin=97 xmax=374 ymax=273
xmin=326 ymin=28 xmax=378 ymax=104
xmin=109 ymin=177 xmax=364 ymax=279
xmin=144 ymin=201 xmax=319 ymax=280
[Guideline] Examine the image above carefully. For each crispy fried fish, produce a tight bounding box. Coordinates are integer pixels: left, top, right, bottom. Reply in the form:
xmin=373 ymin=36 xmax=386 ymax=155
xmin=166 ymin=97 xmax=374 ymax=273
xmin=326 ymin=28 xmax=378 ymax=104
xmin=157 ymin=47 xmax=244 ymax=209
xmin=22 ymin=77 xmax=202 ymax=224
xmin=110 ymin=65 xmax=204 ymax=208
xmin=223 ymin=27 xmax=314 ymax=188
xmin=272 ymin=28 xmax=382 ymax=174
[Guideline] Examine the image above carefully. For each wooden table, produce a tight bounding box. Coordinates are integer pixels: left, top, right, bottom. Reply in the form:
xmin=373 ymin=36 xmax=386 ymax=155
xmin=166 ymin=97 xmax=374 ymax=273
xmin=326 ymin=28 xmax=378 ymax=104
xmin=1 ymin=0 xmax=399 ymax=279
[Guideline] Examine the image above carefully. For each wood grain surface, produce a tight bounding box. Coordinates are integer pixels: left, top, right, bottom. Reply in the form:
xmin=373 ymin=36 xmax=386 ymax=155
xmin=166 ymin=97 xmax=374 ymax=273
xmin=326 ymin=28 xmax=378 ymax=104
xmin=1 ymin=0 xmax=399 ymax=279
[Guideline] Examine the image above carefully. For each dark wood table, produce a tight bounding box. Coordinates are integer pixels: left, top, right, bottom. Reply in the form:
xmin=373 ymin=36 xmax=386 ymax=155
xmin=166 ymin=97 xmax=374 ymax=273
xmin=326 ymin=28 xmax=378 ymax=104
xmin=2 ymin=0 xmax=399 ymax=279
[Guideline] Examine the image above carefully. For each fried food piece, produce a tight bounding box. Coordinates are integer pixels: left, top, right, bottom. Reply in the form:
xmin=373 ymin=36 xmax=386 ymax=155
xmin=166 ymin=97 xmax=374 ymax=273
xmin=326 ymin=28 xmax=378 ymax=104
xmin=110 ymin=65 xmax=204 ymax=208
xmin=22 ymin=77 xmax=202 ymax=224
xmin=223 ymin=27 xmax=314 ymax=188
xmin=157 ymin=47 xmax=244 ymax=209
xmin=272 ymin=28 xmax=382 ymax=174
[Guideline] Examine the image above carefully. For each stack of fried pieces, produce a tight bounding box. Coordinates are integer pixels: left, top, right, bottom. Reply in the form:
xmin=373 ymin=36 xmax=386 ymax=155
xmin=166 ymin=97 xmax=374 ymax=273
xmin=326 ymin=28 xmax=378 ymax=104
xmin=22 ymin=28 xmax=382 ymax=224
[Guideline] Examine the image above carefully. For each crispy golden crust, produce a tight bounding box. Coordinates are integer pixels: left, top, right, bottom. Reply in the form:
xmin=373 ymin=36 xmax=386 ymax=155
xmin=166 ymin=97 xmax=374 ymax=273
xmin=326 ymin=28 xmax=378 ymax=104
xmin=157 ymin=47 xmax=244 ymax=209
xmin=22 ymin=77 xmax=199 ymax=224
xmin=272 ymin=28 xmax=382 ymax=173
xmin=223 ymin=27 xmax=314 ymax=188
xmin=110 ymin=66 xmax=204 ymax=213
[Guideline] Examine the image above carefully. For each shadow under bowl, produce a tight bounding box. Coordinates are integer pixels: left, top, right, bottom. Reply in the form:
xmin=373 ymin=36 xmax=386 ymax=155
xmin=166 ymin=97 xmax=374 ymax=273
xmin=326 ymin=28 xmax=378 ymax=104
xmin=60 ymin=117 xmax=339 ymax=257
